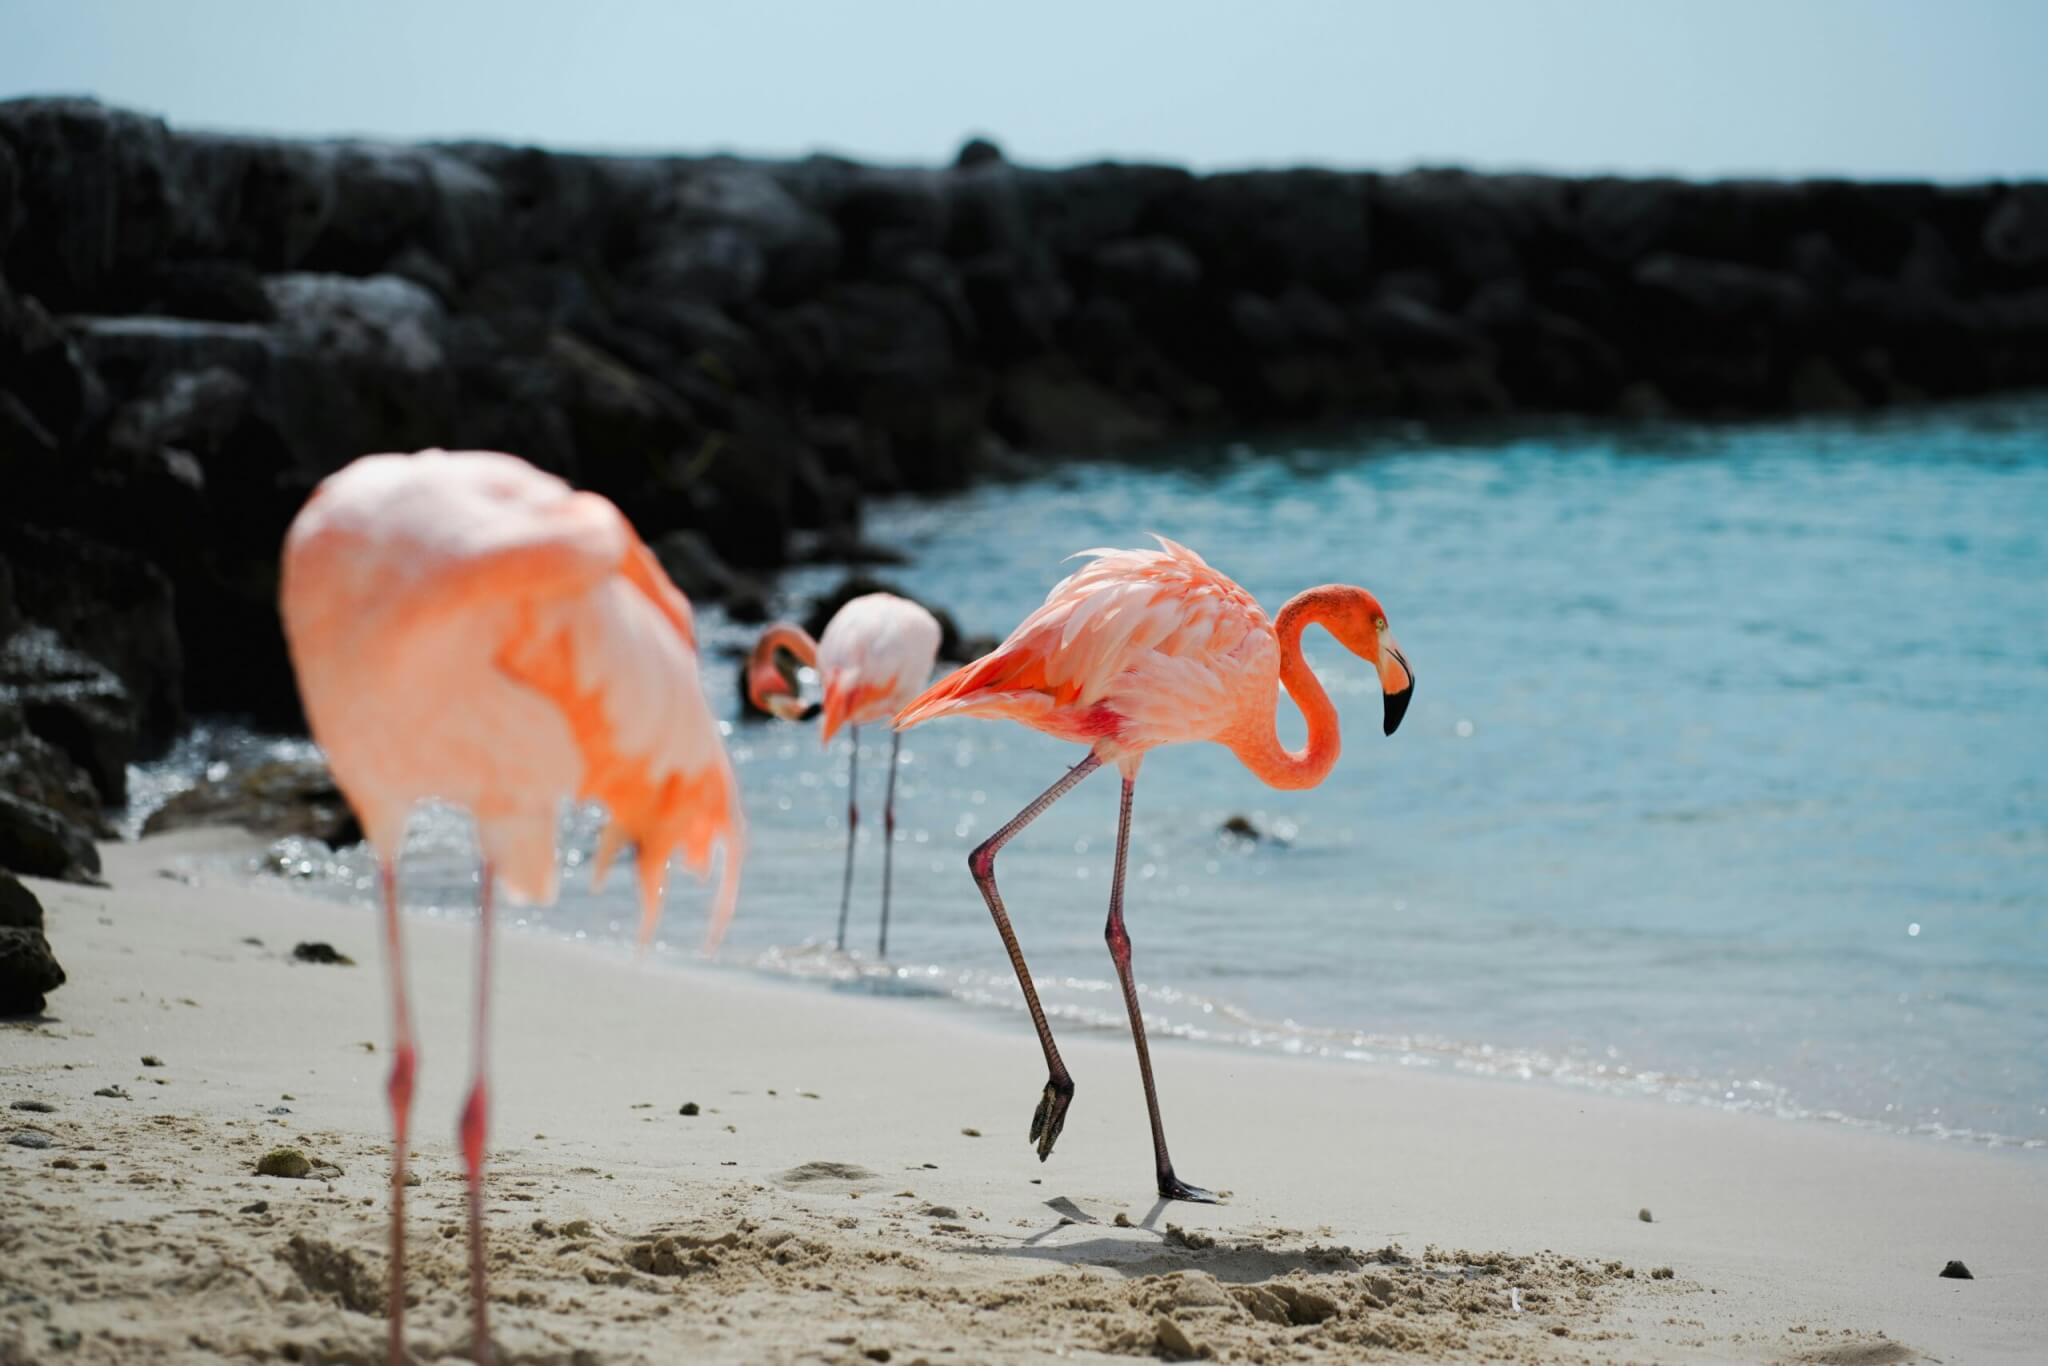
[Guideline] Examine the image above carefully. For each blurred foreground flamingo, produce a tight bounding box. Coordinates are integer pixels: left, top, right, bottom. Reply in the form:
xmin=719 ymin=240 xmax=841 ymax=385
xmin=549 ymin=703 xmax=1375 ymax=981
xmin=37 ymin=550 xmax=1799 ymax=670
xmin=894 ymin=537 xmax=1412 ymax=1201
xmin=279 ymin=450 xmax=743 ymax=1364
xmin=747 ymin=593 xmax=941 ymax=956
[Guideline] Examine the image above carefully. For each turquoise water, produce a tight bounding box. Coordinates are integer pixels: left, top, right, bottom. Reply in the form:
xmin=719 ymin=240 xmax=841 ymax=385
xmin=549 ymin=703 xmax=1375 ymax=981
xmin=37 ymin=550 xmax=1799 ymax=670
xmin=144 ymin=398 xmax=2048 ymax=1148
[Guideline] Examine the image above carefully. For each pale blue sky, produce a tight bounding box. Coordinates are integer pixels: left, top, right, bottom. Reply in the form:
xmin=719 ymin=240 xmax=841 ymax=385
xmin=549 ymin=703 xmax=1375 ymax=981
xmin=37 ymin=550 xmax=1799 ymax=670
xmin=3 ymin=0 xmax=2043 ymax=179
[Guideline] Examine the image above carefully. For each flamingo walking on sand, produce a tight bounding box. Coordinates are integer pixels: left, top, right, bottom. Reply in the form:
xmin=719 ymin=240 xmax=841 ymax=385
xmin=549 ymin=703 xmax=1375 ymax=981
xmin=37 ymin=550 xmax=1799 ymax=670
xmin=747 ymin=593 xmax=942 ymax=957
xmin=893 ymin=536 xmax=1413 ymax=1202
xmin=279 ymin=450 xmax=743 ymax=1364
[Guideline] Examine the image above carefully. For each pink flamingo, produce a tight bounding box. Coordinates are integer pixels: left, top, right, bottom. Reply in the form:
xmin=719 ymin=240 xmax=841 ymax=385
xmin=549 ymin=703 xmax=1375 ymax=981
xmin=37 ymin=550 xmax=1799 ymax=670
xmin=747 ymin=592 xmax=942 ymax=956
xmin=894 ymin=537 xmax=1412 ymax=1202
xmin=279 ymin=449 xmax=743 ymax=1364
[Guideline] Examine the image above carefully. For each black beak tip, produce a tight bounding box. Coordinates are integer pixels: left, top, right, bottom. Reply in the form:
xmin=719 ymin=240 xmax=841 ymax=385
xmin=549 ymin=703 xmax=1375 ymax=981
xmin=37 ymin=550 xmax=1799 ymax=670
xmin=1383 ymin=684 xmax=1413 ymax=737
xmin=798 ymin=701 xmax=823 ymax=722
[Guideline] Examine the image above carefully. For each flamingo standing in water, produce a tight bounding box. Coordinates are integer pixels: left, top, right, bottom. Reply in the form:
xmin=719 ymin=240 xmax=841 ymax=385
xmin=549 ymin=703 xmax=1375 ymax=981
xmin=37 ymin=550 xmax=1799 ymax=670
xmin=747 ymin=593 xmax=941 ymax=957
xmin=894 ymin=536 xmax=1413 ymax=1202
xmin=279 ymin=449 xmax=743 ymax=1364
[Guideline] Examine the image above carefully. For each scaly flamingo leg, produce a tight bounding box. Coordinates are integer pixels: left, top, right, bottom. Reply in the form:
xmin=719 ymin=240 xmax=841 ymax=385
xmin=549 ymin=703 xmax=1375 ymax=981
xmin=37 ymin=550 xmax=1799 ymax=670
xmin=878 ymin=729 xmax=901 ymax=959
xmin=836 ymin=727 xmax=859 ymax=952
xmin=379 ymin=860 xmax=418 ymax=1366
xmin=457 ymin=862 xmax=496 ymax=1366
xmin=1103 ymin=777 xmax=1216 ymax=1203
xmin=968 ymin=753 xmax=1103 ymax=1160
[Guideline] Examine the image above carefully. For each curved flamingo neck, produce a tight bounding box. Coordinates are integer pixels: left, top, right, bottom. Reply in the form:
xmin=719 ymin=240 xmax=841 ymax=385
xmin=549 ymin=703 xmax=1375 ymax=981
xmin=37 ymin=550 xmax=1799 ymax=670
xmin=746 ymin=623 xmax=819 ymax=712
xmin=1231 ymin=588 xmax=1346 ymax=792
xmin=753 ymin=623 xmax=818 ymax=669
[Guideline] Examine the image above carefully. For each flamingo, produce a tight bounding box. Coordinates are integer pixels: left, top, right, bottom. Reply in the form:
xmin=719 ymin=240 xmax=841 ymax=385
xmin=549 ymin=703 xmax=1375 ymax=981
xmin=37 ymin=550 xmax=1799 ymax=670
xmin=278 ymin=449 xmax=743 ymax=1364
xmin=746 ymin=592 xmax=942 ymax=957
xmin=893 ymin=536 xmax=1412 ymax=1202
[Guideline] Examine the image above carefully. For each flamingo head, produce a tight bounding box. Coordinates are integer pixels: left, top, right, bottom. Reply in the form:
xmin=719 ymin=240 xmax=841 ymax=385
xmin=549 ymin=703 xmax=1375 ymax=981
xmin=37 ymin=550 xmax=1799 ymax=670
xmin=745 ymin=628 xmax=820 ymax=723
xmin=1318 ymin=586 xmax=1416 ymax=736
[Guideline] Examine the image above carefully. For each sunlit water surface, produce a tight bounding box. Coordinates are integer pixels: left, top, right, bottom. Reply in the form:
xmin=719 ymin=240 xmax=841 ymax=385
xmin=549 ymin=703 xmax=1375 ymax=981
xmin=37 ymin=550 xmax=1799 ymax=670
xmin=132 ymin=399 xmax=2048 ymax=1149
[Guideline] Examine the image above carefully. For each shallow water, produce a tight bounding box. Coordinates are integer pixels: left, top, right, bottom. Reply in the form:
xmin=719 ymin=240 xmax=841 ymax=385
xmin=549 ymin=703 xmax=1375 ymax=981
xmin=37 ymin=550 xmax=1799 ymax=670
xmin=135 ymin=398 xmax=2048 ymax=1148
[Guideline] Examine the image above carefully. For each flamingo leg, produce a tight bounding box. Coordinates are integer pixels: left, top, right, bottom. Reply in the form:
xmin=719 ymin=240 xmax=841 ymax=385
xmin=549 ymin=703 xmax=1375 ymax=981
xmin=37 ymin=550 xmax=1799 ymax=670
xmin=1104 ymin=777 xmax=1216 ymax=1203
xmin=835 ymin=727 xmax=859 ymax=952
xmin=379 ymin=860 xmax=418 ymax=1366
xmin=878 ymin=729 xmax=901 ymax=959
xmin=457 ymin=862 xmax=497 ymax=1366
xmin=967 ymin=753 xmax=1103 ymax=1161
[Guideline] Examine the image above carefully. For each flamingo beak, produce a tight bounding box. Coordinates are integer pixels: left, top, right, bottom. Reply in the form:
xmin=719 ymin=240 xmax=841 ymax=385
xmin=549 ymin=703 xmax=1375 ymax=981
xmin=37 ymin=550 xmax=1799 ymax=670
xmin=766 ymin=695 xmax=817 ymax=723
xmin=1381 ymin=643 xmax=1414 ymax=737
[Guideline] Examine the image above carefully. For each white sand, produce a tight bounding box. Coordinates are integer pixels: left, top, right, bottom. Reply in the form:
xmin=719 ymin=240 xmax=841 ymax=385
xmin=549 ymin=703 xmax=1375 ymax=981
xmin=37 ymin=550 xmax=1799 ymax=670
xmin=2 ymin=828 xmax=2042 ymax=1362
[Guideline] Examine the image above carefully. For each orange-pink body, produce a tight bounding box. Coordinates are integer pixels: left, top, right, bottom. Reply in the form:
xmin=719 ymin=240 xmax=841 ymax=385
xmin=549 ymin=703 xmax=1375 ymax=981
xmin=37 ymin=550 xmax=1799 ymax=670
xmin=279 ymin=448 xmax=743 ymax=947
xmin=895 ymin=536 xmax=1412 ymax=786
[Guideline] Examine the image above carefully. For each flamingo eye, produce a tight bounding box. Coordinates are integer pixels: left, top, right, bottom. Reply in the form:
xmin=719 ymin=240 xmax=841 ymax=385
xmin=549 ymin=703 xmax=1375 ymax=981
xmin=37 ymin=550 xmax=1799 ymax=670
xmin=1375 ymin=617 xmax=1387 ymax=631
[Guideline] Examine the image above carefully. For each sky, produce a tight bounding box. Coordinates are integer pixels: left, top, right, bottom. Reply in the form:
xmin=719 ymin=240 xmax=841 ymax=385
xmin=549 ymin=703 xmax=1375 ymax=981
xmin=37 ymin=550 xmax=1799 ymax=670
xmin=3 ymin=0 xmax=2044 ymax=180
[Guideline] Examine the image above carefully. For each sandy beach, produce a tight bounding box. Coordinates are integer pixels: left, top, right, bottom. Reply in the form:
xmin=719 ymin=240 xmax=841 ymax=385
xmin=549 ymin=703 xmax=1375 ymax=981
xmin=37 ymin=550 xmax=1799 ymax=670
xmin=2 ymin=829 xmax=2042 ymax=1364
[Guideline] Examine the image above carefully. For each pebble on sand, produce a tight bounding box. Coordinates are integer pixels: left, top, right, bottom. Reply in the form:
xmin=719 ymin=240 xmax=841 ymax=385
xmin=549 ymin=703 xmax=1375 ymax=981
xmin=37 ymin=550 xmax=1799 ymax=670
xmin=1639 ymin=1207 xmax=1654 ymax=1223
xmin=140 ymin=1055 xmax=164 ymax=1067
xmin=9 ymin=1099 xmax=55 ymax=1112
xmin=1939 ymin=1259 xmax=1973 ymax=1280
xmin=8 ymin=1132 xmax=54 ymax=1148
xmin=93 ymin=1085 xmax=129 ymax=1099
xmin=256 ymin=1147 xmax=313 ymax=1178
xmin=960 ymin=1128 xmax=981 ymax=1137
xmin=291 ymin=941 xmax=355 ymax=965
xmin=679 ymin=1102 xmax=701 ymax=1116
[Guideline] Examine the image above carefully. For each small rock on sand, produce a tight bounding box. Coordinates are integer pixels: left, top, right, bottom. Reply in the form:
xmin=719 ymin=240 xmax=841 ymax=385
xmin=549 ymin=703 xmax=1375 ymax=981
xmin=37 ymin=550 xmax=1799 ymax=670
xmin=1650 ymin=1266 xmax=1674 ymax=1279
xmin=10 ymin=1099 xmax=55 ymax=1112
xmin=240 ymin=1200 xmax=269 ymax=1214
xmin=8 ymin=1132 xmax=53 ymax=1148
xmin=291 ymin=941 xmax=354 ymax=965
xmin=93 ymin=1085 xmax=129 ymax=1099
xmin=679 ymin=1102 xmax=700 ymax=1116
xmin=1639 ymin=1207 xmax=1654 ymax=1222
xmin=1114 ymin=1212 xmax=1133 ymax=1228
xmin=960 ymin=1127 xmax=981 ymax=1137
xmin=256 ymin=1147 xmax=313 ymax=1178
xmin=140 ymin=1055 xmax=163 ymax=1067
xmin=1153 ymin=1314 xmax=1204 ymax=1361
xmin=1939 ymin=1259 xmax=1973 ymax=1279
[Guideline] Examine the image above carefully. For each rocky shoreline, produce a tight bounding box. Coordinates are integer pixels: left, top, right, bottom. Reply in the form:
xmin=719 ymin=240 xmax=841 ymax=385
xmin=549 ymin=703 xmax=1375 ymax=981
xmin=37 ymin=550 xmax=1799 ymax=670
xmin=3 ymin=95 xmax=2048 ymax=909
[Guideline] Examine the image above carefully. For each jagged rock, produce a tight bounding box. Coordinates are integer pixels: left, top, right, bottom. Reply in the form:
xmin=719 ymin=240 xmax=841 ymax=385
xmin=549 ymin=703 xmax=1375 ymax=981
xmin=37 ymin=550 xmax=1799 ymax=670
xmin=0 ymin=923 xmax=65 ymax=1016
xmin=0 ymin=529 xmax=180 ymax=754
xmin=0 ymin=868 xmax=42 ymax=927
xmin=0 ymin=625 xmax=137 ymax=805
xmin=142 ymin=757 xmax=362 ymax=846
xmin=0 ymin=702 xmax=109 ymax=837
xmin=1983 ymin=186 xmax=2048 ymax=273
xmin=0 ymin=789 xmax=100 ymax=883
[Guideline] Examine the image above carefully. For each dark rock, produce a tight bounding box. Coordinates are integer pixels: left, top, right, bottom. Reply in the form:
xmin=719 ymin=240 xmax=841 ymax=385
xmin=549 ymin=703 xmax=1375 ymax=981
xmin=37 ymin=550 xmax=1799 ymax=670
xmin=0 ymin=706 xmax=109 ymax=837
xmin=6 ymin=1131 xmax=54 ymax=1148
xmin=0 ymin=868 xmax=42 ymax=927
xmin=0 ymin=528 xmax=180 ymax=757
xmin=997 ymin=359 xmax=1162 ymax=454
xmin=954 ymin=137 xmax=1004 ymax=170
xmin=10 ymin=1098 xmax=55 ymax=1112
xmin=0 ymin=922 xmax=65 ymax=1016
xmin=1219 ymin=815 xmax=1262 ymax=841
xmin=142 ymin=757 xmax=362 ymax=846
xmin=1983 ymin=186 xmax=2048 ymax=272
xmin=0 ymin=787 xmax=102 ymax=884
xmin=1939 ymin=1259 xmax=1973 ymax=1279
xmin=0 ymin=625 xmax=140 ymax=805
xmin=291 ymin=941 xmax=354 ymax=966
xmin=140 ymin=259 xmax=276 ymax=322
xmin=0 ymin=98 xmax=181 ymax=309
xmin=1149 ymin=170 xmax=1369 ymax=295
xmin=679 ymin=1101 xmax=701 ymax=1116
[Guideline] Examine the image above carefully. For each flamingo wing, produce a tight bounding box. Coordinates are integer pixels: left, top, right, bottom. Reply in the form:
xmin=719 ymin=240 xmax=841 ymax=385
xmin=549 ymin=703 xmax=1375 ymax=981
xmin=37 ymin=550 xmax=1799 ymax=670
xmin=283 ymin=450 xmax=741 ymax=949
xmin=894 ymin=537 xmax=1268 ymax=745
